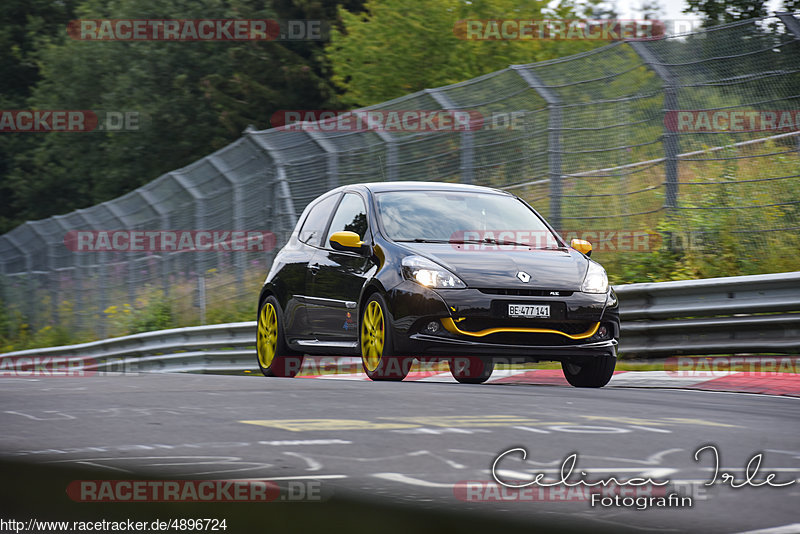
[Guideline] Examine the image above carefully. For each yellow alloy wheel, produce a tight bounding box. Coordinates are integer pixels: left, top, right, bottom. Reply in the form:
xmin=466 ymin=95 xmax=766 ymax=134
xmin=361 ymin=300 xmax=385 ymax=372
xmin=257 ymin=302 xmax=278 ymax=369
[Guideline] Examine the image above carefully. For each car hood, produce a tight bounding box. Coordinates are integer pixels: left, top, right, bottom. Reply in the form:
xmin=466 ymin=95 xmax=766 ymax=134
xmin=400 ymin=243 xmax=589 ymax=290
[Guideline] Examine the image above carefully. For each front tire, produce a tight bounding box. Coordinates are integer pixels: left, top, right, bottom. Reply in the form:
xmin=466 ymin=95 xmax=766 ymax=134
xmin=257 ymin=296 xmax=304 ymax=378
xmin=449 ymin=357 xmax=494 ymax=384
xmin=561 ymin=355 xmax=616 ymax=388
xmin=360 ymin=293 xmax=411 ymax=381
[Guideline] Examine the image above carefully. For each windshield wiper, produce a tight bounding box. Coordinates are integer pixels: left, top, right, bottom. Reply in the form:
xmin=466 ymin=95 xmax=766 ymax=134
xmin=398 ymin=238 xmax=496 ymax=245
xmin=395 ymin=238 xmax=453 ymax=243
xmin=397 ymin=237 xmax=562 ymax=249
xmin=480 ymin=237 xmax=530 ymax=247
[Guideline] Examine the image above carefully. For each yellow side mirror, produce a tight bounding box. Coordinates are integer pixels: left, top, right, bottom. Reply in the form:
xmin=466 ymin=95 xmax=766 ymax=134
xmin=329 ymin=231 xmax=365 ymax=252
xmin=570 ymin=238 xmax=592 ymax=257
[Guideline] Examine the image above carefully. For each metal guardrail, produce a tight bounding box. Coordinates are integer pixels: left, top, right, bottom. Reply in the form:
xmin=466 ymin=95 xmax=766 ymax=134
xmin=0 ymin=322 xmax=259 ymax=374
xmin=1 ymin=272 xmax=798 ymax=372
xmin=615 ymin=272 xmax=800 ymax=356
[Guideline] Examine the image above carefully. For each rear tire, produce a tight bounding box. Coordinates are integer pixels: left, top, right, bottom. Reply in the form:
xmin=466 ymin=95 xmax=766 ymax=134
xmin=449 ymin=357 xmax=494 ymax=384
xmin=360 ymin=293 xmax=411 ymax=381
xmin=257 ymin=296 xmax=304 ymax=378
xmin=561 ymin=355 xmax=616 ymax=388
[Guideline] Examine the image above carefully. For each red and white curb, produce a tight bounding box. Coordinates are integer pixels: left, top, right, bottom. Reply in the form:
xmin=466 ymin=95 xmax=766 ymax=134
xmin=295 ymin=358 xmax=800 ymax=397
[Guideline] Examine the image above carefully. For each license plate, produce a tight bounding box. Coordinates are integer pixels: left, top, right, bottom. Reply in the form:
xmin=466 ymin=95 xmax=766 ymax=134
xmin=508 ymin=304 xmax=550 ymax=318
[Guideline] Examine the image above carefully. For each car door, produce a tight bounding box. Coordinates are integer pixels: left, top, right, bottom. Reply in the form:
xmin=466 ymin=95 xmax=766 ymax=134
xmin=281 ymin=192 xmax=340 ymax=339
xmin=307 ymin=192 xmax=375 ymax=342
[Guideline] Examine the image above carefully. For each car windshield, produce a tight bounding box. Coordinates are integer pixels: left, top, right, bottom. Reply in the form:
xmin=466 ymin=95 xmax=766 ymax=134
xmin=375 ymin=190 xmax=561 ymax=248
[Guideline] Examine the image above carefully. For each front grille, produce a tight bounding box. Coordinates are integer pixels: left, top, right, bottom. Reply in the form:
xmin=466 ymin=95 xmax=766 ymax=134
xmin=458 ymin=318 xmax=592 ymax=335
xmin=487 ymin=332 xmax=575 ymax=346
xmin=478 ymin=288 xmax=574 ymax=297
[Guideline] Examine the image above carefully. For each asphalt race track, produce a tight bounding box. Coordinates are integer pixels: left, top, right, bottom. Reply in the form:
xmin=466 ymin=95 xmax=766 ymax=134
xmin=1 ymin=373 xmax=798 ymax=534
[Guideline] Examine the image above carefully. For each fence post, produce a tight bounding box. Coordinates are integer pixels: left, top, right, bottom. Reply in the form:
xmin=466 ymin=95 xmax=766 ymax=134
xmin=27 ymin=221 xmax=58 ymax=328
xmin=137 ymin=189 xmax=171 ymax=299
xmin=207 ymin=155 xmax=245 ymax=297
xmin=50 ymin=216 xmax=77 ymax=333
xmin=512 ymin=66 xmax=563 ymax=230
xmin=777 ymin=12 xmax=800 ymax=156
xmin=5 ymin=233 xmax=36 ymax=333
xmin=246 ymin=132 xmax=298 ymax=238
xmin=774 ymin=14 xmax=800 ymax=158
xmin=0 ymin=236 xmax=22 ymax=338
xmin=0 ymin=255 xmax=6 ymax=338
xmin=197 ymin=273 xmax=206 ymax=325
xmin=776 ymin=12 xmax=800 ymax=37
xmin=629 ymin=41 xmax=679 ymax=211
xmin=169 ymin=172 xmax=205 ymax=324
xmin=275 ymin=165 xmax=298 ymax=234
xmin=426 ymin=88 xmax=473 ymax=184
xmin=75 ymin=208 xmax=105 ymax=338
xmin=372 ymin=130 xmax=397 ymax=182
xmin=102 ymin=201 xmax=137 ymax=312
xmin=306 ymin=130 xmax=340 ymax=191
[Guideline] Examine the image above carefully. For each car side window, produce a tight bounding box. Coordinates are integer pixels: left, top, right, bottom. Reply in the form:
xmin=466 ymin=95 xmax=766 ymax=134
xmin=298 ymin=194 xmax=340 ymax=247
xmin=326 ymin=193 xmax=368 ymax=248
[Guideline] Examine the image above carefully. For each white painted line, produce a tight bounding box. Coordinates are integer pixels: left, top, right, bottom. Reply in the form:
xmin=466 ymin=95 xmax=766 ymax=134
xmin=259 ymin=439 xmax=352 ymax=446
xmin=416 ymin=372 xmax=457 ymax=383
xmin=513 ymin=426 xmax=551 ymax=434
xmin=224 ymin=475 xmax=348 ymax=481
xmin=312 ymin=373 xmax=368 ymax=380
xmin=608 ymin=371 xmax=714 ymax=387
xmin=74 ymin=461 xmax=133 ymax=474
xmin=0 ymin=378 xmax=40 ymax=382
xmin=487 ymin=369 xmax=537 ymax=380
xmin=283 ymin=451 xmax=323 ymax=472
xmin=734 ymin=524 xmax=800 ymax=534
xmin=373 ymin=473 xmax=466 ymax=489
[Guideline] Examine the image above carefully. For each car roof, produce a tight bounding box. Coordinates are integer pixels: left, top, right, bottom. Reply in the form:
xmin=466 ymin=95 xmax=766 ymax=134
xmin=340 ymin=181 xmax=512 ymax=195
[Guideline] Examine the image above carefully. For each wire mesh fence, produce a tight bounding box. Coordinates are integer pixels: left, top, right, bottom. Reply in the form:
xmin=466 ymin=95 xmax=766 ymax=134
xmin=1 ymin=14 xmax=799 ymax=344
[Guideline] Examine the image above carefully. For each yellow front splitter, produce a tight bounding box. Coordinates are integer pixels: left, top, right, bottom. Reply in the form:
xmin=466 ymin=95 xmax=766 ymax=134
xmin=440 ymin=317 xmax=600 ymax=340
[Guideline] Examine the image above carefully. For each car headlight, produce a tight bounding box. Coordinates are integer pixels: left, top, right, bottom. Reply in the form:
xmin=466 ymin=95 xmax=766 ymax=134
xmin=581 ymin=261 xmax=608 ymax=294
xmin=401 ymin=255 xmax=466 ymax=289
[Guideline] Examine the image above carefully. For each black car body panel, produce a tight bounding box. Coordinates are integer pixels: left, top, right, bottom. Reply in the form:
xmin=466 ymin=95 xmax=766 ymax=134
xmin=259 ymin=182 xmax=620 ymax=363
xmin=399 ymin=243 xmax=589 ymax=289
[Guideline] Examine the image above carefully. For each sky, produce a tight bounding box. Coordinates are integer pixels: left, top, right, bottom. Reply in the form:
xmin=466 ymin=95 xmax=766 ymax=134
xmin=613 ymin=0 xmax=697 ymax=20
xmin=610 ymin=0 xmax=786 ymax=20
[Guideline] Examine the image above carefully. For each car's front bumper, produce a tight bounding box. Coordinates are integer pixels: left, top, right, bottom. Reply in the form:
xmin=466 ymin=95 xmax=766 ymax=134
xmin=408 ymin=333 xmax=617 ymax=361
xmin=386 ymin=281 xmax=619 ymax=361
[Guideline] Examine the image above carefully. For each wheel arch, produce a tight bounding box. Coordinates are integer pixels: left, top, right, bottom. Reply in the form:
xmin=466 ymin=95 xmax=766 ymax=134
xmin=358 ymin=280 xmax=388 ymax=319
xmin=258 ymin=285 xmax=276 ymax=314
xmin=259 ymin=281 xmax=294 ymax=315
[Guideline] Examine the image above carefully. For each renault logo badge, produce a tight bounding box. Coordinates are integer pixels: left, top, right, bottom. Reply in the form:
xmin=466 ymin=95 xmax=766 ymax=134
xmin=516 ymin=271 xmax=531 ymax=283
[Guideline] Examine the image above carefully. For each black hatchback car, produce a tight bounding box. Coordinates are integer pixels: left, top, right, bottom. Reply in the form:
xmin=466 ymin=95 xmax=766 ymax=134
xmin=256 ymin=182 xmax=619 ymax=387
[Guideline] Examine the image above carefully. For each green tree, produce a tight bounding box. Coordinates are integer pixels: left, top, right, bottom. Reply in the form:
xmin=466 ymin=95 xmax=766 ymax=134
xmin=0 ymin=0 xmax=78 ymax=231
xmin=325 ymin=0 xmax=609 ymax=107
xmin=684 ymin=0 xmax=797 ymax=26
xmin=2 ymin=0 xmax=356 ymax=229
